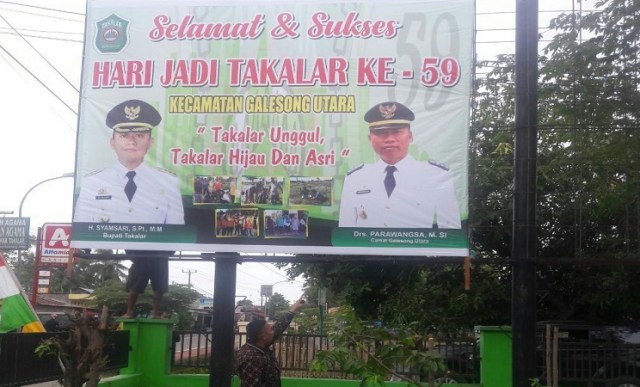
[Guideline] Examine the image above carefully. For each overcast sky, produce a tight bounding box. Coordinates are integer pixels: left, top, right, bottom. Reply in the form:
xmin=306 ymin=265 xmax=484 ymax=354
xmin=0 ymin=0 xmax=593 ymax=303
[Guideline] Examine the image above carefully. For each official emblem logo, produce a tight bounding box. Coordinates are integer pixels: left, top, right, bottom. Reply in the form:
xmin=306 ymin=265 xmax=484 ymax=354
xmin=95 ymin=14 xmax=129 ymax=53
xmin=379 ymin=103 xmax=397 ymax=119
xmin=124 ymin=105 xmax=140 ymax=121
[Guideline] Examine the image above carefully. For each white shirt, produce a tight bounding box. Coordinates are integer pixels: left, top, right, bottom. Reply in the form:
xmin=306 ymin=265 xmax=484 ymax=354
xmin=338 ymin=155 xmax=461 ymax=228
xmin=73 ymin=162 xmax=184 ymax=224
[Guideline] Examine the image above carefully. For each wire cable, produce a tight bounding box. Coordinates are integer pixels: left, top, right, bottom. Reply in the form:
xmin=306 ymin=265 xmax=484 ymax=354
xmin=0 ymin=13 xmax=78 ymax=92
xmin=0 ymin=42 xmax=76 ymax=114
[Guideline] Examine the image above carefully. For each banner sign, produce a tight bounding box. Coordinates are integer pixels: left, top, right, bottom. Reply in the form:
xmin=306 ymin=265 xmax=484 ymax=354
xmin=0 ymin=217 xmax=30 ymax=250
xmin=41 ymin=223 xmax=72 ymax=264
xmin=72 ymin=0 xmax=473 ymax=256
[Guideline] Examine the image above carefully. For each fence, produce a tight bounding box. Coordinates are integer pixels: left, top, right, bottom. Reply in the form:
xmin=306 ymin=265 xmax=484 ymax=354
xmin=171 ymin=331 xmax=479 ymax=382
xmin=538 ymin=324 xmax=640 ymax=386
xmin=0 ymin=330 xmax=129 ymax=387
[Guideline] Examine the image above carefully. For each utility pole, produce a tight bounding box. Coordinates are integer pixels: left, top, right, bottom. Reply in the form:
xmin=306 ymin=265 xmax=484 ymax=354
xmin=513 ymin=0 xmax=539 ymax=385
xmin=182 ymin=269 xmax=197 ymax=289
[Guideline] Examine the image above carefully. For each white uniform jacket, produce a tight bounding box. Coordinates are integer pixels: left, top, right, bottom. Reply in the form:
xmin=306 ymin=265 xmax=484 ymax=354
xmin=73 ymin=162 xmax=184 ymax=224
xmin=338 ymin=155 xmax=461 ymax=228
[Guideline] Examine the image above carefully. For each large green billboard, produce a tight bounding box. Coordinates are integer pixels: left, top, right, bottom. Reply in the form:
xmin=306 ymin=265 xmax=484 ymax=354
xmin=72 ymin=0 xmax=473 ymax=256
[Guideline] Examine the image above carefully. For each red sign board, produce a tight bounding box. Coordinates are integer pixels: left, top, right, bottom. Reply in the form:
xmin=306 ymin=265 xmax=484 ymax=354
xmin=41 ymin=223 xmax=72 ymax=264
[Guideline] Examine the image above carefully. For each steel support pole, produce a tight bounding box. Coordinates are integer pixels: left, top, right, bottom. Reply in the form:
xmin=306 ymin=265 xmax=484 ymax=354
xmin=513 ymin=0 xmax=539 ymax=386
xmin=209 ymin=253 xmax=238 ymax=387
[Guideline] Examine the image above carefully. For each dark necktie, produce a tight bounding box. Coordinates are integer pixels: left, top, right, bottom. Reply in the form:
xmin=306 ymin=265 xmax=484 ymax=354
xmin=125 ymin=171 xmax=137 ymax=202
xmin=384 ymin=165 xmax=397 ymax=197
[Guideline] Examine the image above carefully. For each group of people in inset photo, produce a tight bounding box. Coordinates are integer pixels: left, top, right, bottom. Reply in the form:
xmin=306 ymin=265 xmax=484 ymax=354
xmin=191 ymin=175 xmax=334 ymax=208
xmin=214 ymin=208 xmax=309 ymax=239
xmin=215 ymin=208 xmax=259 ymax=237
xmin=264 ymin=210 xmax=308 ymax=239
xmin=241 ymin=177 xmax=284 ymax=205
xmin=193 ymin=176 xmax=236 ymax=204
xmin=193 ymin=174 xmax=329 ymax=240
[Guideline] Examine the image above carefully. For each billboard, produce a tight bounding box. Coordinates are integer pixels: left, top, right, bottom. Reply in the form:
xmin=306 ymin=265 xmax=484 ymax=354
xmin=71 ymin=0 xmax=473 ymax=256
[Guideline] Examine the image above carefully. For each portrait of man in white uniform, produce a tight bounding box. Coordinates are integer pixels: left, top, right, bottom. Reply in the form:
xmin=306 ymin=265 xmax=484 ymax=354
xmin=338 ymin=101 xmax=461 ymax=229
xmin=73 ymin=99 xmax=184 ymax=225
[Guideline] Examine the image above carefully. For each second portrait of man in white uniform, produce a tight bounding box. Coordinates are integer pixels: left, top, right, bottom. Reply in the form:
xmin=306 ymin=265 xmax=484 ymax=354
xmin=339 ymin=101 xmax=461 ymax=229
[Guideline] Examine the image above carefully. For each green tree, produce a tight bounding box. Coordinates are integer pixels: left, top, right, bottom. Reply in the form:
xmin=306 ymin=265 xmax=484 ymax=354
xmin=265 ymin=292 xmax=290 ymax=319
xmin=310 ymin=307 xmax=446 ymax=386
xmin=290 ymin=0 xmax=640 ymax=332
xmin=287 ymin=260 xmax=510 ymax=336
xmin=65 ymin=255 xmax=127 ymax=291
xmin=529 ymin=0 xmax=640 ymax=323
xmin=3 ymin=248 xmax=36 ymax=292
xmin=2 ymin=247 xmax=72 ymax=294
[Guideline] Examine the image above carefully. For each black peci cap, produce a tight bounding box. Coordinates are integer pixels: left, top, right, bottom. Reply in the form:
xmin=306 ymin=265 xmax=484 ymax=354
xmin=364 ymin=101 xmax=415 ymax=131
xmin=106 ymin=99 xmax=162 ymax=132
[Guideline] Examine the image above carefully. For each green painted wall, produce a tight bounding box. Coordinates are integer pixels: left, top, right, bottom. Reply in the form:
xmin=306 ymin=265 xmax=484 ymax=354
xmin=478 ymin=325 xmax=513 ymax=387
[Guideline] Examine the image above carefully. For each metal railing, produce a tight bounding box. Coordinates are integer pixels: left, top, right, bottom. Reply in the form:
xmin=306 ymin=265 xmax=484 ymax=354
xmin=171 ymin=331 xmax=479 ymax=382
xmin=537 ymin=324 xmax=640 ymax=386
xmin=538 ymin=341 xmax=640 ymax=384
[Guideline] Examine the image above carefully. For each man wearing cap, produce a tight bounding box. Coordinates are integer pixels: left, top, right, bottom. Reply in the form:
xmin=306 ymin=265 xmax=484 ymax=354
xmin=73 ymin=99 xmax=184 ymax=225
xmin=338 ymin=101 xmax=461 ymax=228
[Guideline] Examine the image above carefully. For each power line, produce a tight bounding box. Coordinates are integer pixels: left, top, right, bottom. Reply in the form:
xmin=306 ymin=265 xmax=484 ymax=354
xmin=259 ymin=262 xmax=290 ymax=279
xmin=0 ymin=29 xmax=83 ymax=43
xmin=237 ymin=266 xmax=266 ymax=281
xmin=0 ymin=13 xmax=78 ymax=92
xmin=0 ymin=42 xmax=76 ymax=114
xmin=0 ymin=2 xmax=83 ymax=116
xmin=0 ymin=2 xmax=85 ymax=18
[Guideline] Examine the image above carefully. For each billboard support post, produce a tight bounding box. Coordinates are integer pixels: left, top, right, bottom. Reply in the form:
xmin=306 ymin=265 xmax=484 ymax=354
xmin=513 ymin=0 xmax=539 ymax=385
xmin=210 ymin=253 xmax=239 ymax=387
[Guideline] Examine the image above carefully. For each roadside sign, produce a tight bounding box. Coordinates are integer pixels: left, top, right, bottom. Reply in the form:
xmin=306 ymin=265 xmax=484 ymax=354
xmin=0 ymin=217 xmax=30 ymax=249
xmin=41 ymin=223 xmax=71 ymax=265
xmin=261 ymin=285 xmax=273 ymax=297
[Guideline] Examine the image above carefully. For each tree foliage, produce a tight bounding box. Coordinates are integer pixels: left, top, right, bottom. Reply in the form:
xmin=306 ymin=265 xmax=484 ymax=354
xmin=36 ymin=311 xmax=114 ymax=387
xmin=288 ymin=0 xmax=640 ymax=332
xmin=264 ymin=292 xmax=290 ymax=318
xmin=530 ymin=0 xmax=640 ymax=323
xmin=310 ymin=307 xmax=447 ymax=386
xmin=286 ymin=260 xmax=511 ymax=335
xmin=1 ymin=247 xmax=128 ymax=294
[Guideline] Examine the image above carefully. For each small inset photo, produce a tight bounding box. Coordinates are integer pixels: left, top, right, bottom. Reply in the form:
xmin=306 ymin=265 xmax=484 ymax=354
xmin=289 ymin=176 xmax=332 ymax=206
xmin=241 ymin=176 xmax=284 ymax=205
xmin=193 ymin=175 xmax=237 ymax=204
xmin=215 ymin=208 xmax=259 ymax=237
xmin=264 ymin=209 xmax=308 ymax=239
